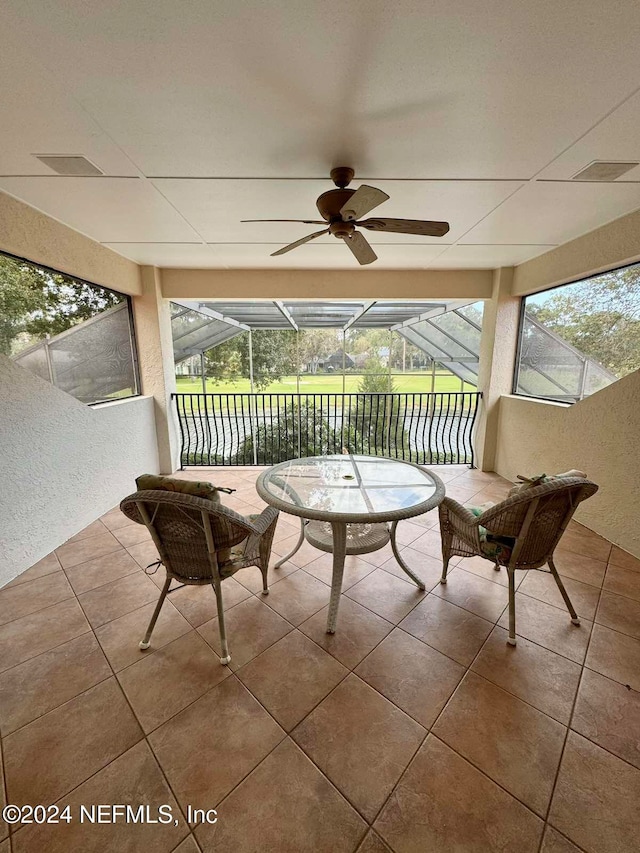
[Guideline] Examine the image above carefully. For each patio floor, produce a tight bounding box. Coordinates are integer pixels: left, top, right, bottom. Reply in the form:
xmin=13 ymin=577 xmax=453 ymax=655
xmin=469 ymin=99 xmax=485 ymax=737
xmin=0 ymin=466 xmax=639 ymax=852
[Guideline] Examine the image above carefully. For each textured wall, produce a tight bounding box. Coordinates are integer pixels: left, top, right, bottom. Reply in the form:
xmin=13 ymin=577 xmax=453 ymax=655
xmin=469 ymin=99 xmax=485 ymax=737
xmin=512 ymin=207 xmax=640 ymax=297
xmin=0 ymin=355 xmax=159 ymax=586
xmin=495 ymin=370 xmax=640 ymax=558
xmin=0 ymin=190 xmax=141 ymax=295
xmin=161 ymin=268 xmax=494 ymax=300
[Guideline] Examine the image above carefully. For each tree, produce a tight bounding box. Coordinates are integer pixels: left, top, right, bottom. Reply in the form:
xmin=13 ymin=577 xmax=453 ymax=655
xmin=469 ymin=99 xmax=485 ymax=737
xmin=0 ymin=254 xmax=121 ymax=356
xmin=204 ymin=329 xmax=298 ymax=391
xmin=526 ymin=267 xmax=640 ymax=378
xmin=297 ymin=329 xmax=341 ymax=373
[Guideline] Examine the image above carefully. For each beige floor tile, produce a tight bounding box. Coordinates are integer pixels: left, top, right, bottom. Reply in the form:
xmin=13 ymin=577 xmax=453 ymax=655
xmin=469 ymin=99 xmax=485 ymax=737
xmin=392 ymin=520 xmax=425 ymax=547
xmin=472 ymin=627 xmax=581 ymax=724
xmin=408 ymin=527 xmax=444 ymax=562
xmin=126 ymin=539 xmax=160 ymax=569
xmin=552 ymin=546 xmax=607 ymax=588
xmin=0 ymin=632 xmax=111 ymax=734
xmin=497 ymin=593 xmax=592 ymax=663
xmin=345 ymin=569 xmax=426 ymax=624
xmin=197 ymin=595 xmax=293 ymax=670
xmin=3 ymin=678 xmax=142 ymax=805
xmin=572 ymin=668 xmax=640 ymax=770
xmin=304 ymin=552 xmax=376 ymax=590
xmin=433 ymin=566 xmax=509 ymax=622
xmin=0 ymin=571 xmax=74 ymax=626
xmin=443 ymin=483 xmax=482 ymax=503
xmin=378 ymin=547 xmax=444 ymax=590
xmin=236 ymin=630 xmax=347 ymax=731
xmin=172 ymin=838 xmax=200 ymax=853
xmin=558 ymin=529 xmax=612 ymax=564
xmin=358 ymin=542 xmax=396 ymax=567
xmin=196 ymin=738 xmax=366 ymax=853
xmin=64 ymin=548 xmax=140 ymax=595
xmin=609 ymin=545 xmax=640 ymax=573
xmin=518 ymin=569 xmax=600 ymax=620
xmin=64 ymin=519 xmax=108 ymax=543
xmin=434 ymin=672 xmax=565 ymax=815
xmin=11 ymin=741 xmax=188 ymax=853
xmin=585 ymin=624 xmax=640 ymax=691
xmin=150 ymin=676 xmax=284 ymax=812
xmin=5 ymin=552 xmax=61 ymax=588
xmin=168 ymin=577 xmax=252 ymax=628
xmin=112 ymin=523 xmax=153 ymax=548
xmin=78 ymin=571 xmax=160 ymax=629
xmin=234 ymin=560 xmax=296 ymax=593
xmin=456 ymin=554 xmax=517 ymax=588
xmin=293 ymin=674 xmax=425 ymax=821
xmin=271 ymin=535 xmax=323 ymax=567
xmin=356 ymin=831 xmax=392 ymax=852
xmin=260 ymin=569 xmax=330 ymax=626
xmin=117 ymin=631 xmax=231 ymax=733
xmin=299 ymin=597 xmax=394 ymax=669
xmin=355 ymin=628 xmax=464 ymax=727
xmin=603 ymin=563 xmax=640 ymax=602
xmin=0 ymin=597 xmax=90 ymax=673
xmin=55 ymin=531 xmax=122 ymax=569
xmin=400 ymin=593 xmax=493 ymax=666
xmin=540 ymin=827 xmax=583 ymax=852
xmin=549 ymin=731 xmax=640 ymax=853
xmin=595 ymin=590 xmax=640 ymax=639
xmin=95 ymin=598 xmax=191 ymax=671
xmin=374 ymin=734 xmax=543 ymax=852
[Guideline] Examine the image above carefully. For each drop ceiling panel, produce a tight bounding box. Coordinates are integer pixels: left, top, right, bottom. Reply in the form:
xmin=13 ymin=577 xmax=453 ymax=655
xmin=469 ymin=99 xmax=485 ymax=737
xmin=432 ymin=244 xmax=556 ymax=268
xmin=153 ymin=179 xmax=523 ymax=243
xmin=0 ymin=42 xmax=138 ymax=177
xmin=0 ymin=178 xmax=200 ymax=243
xmin=205 ymin=243 xmax=447 ymax=269
xmin=460 ymin=181 xmax=640 ymax=246
xmin=2 ymin=1 xmax=640 ymax=179
xmin=103 ymin=243 xmax=227 ymax=267
xmin=537 ymin=91 xmax=640 ymax=181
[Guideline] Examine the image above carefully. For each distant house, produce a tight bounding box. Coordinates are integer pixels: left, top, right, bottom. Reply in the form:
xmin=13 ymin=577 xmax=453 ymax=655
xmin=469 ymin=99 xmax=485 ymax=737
xmin=307 ymin=350 xmax=356 ymax=372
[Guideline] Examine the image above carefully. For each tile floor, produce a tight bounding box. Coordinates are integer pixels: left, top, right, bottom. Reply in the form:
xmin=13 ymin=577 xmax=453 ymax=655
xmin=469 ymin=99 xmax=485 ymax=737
xmin=0 ymin=465 xmax=639 ymax=852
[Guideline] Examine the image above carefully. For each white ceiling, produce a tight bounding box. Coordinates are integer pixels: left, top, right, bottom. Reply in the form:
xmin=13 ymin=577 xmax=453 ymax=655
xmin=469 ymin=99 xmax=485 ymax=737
xmin=1 ymin=0 xmax=640 ymax=270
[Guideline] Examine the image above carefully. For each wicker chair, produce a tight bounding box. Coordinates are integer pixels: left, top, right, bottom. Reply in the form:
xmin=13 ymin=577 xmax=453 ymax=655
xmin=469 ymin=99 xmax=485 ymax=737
xmin=120 ymin=490 xmax=279 ymax=665
xmin=438 ymin=477 xmax=599 ymax=646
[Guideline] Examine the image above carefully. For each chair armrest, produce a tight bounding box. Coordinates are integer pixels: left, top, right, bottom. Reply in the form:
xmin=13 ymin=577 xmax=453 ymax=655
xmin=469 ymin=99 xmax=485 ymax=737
xmin=439 ymin=496 xmax=483 ymax=553
xmin=242 ymin=505 xmax=279 ymax=537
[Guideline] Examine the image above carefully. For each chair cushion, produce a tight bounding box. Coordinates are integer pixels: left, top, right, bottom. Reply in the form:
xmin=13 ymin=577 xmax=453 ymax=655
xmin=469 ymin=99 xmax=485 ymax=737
xmin=135 ymin=474 xmax=221 ymax=502
xmin=467 ymin=506 xmax=515 ymax=562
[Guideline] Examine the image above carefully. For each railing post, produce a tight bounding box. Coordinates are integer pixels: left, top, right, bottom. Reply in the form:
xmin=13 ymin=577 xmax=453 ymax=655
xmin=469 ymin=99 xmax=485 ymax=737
xmin=248 ymin=331 xmax=258 ymax=465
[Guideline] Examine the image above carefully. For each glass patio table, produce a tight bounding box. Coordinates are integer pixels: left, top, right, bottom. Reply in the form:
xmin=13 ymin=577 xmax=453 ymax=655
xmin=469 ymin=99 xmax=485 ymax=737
xmin=256 ymin=455 xmax=445 ymax=633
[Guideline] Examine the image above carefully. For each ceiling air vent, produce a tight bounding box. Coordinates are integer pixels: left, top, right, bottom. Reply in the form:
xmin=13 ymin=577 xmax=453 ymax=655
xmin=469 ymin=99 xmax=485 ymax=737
xmin=34 ymin=155 xmax=104 ymax=176
xmin=571 ymin=161 xmax=639 ymax=181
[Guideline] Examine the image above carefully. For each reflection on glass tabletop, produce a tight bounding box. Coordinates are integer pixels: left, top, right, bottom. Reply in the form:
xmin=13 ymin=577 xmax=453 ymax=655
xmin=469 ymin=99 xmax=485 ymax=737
xmin=256 ymin=455 xmax=444 ymax=522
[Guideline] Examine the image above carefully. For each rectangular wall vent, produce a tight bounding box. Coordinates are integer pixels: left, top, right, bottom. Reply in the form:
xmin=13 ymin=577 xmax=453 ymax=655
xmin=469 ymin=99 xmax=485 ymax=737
xmin=572 ymin=161 xmax=639 ymax=181
xmin=34 ymin=155 xmax=104 ymax=176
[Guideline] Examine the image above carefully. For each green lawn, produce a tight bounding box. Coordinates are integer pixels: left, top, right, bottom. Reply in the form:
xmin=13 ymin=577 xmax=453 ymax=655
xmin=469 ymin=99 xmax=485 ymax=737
xmin=175 ymin=372 xmax=476 ymax=396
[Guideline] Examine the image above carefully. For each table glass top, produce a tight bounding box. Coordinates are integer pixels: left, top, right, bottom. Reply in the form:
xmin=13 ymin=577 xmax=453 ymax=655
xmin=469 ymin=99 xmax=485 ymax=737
xmin=258 ymin=455 xmax=441 ymax=520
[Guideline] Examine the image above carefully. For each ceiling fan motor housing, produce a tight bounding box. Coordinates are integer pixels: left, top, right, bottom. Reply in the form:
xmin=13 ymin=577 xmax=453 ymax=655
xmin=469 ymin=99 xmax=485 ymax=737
xmin=316 ymin=188 xmax=357 ymax=222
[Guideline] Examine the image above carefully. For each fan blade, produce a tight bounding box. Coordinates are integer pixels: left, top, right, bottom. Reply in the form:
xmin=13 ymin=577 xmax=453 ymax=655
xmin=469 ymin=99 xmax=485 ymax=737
xmin=270 ymin=229 xmax=329 ymax=256
xmin=357 ymin=217 xmax=450 ymax=237
xmin=241 ymin=219 xmax=326 ymax=224
xmin=343 ymin=231 xmax=377 ymax=265
xmin=340 ymin=185 xmax=390 ymax=221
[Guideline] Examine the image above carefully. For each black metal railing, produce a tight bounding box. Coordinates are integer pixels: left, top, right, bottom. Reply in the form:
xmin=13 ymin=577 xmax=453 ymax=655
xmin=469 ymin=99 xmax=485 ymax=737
xmin=173 ymin=392 xmax=482 ymax=468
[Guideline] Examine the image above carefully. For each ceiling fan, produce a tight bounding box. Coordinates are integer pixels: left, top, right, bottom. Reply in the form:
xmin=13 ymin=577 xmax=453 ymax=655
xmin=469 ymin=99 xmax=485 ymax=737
xmin=241 ymin=167 xmax=450 ymax=265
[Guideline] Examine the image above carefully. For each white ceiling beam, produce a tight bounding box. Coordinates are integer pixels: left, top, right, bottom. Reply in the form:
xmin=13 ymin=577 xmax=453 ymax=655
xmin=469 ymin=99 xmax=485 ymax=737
xmin=343 ymin=300 xmax=377 ymax=331
xmin=274 ymin=301 xmax=298 ymax=331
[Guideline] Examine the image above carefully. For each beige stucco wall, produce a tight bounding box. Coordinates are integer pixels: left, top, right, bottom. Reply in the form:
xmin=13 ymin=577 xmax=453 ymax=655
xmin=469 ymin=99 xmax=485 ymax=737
xmin=0 ymin=190 xmax=141 ymax=295
xmin=161 ymin=268 xmax=494 ymax=300
xmin=494 ymin=370 xmax=640 ymax=558
xmin=512 ymin=207 xmax=640 ymax=297
xmin=0 ymin=355 xmax=159 ymax=586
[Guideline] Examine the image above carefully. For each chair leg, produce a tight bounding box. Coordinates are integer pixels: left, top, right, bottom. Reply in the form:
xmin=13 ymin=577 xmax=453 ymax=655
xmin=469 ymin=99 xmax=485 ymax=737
xmin=211 ymin=577 xmax=231 ymax=665
xmin=139 ymin=575 xmax=171 ymax=650
xmin=548 ymin=558 xmax=580 ymax=625
xmin=507 ymin=567 xmax=517 ymax=646
xmin=440 ymin=557 xmax=451 ymax=584
xmin=260 ymin=564 xmax=270 ymax=595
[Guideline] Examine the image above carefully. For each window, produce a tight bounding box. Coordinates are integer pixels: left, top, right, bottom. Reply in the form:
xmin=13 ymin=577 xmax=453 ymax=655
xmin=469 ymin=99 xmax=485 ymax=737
xmin=1 ymin=251 xmax=140 ymax=404
xmin=514 ymin=262 xmax=640 ymax=403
